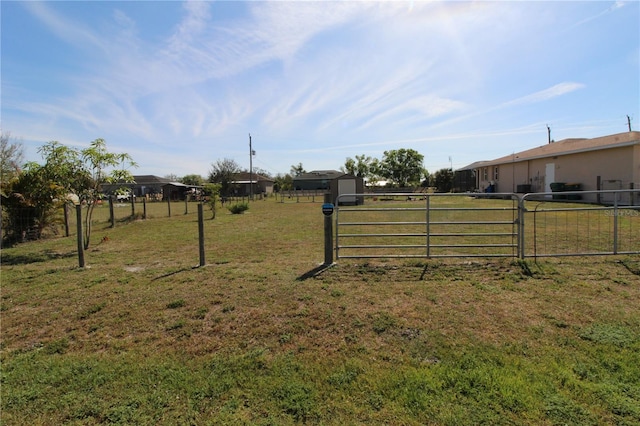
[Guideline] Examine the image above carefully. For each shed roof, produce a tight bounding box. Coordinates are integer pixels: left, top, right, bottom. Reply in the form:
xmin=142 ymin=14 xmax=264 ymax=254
xmin=294 ymin=170 xmax=350 ymax=180
xmin=131 ymin=175 xmax=172 ymax=185
xmin=233 ymin=172 xmax=274 ymax=183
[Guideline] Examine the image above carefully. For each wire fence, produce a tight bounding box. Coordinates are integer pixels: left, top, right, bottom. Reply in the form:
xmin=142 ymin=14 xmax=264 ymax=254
xmin=2 ymin=199 xmax=202 ymax=242
xmin=4 ymin=190 xmax=639 ymax=260
xmin=521 ymin=191 xmax=640 ymax=257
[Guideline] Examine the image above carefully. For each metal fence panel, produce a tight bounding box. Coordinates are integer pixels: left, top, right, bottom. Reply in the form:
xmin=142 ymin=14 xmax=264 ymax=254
xmin=520 ymin=190 xmax=640 ymax=258
xmin=335 ymin=190 xmax=640 ymax=260
xmin=336 ymin=193 xmax=520 ymax=259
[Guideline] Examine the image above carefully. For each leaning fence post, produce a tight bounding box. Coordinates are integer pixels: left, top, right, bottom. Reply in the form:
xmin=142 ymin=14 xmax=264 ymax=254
xmin=76 ymin=204 xmax=85 ymax=268
xmin=143 ymin=198 xmax=147 ymax=219
xmin=167 ymin=198 xmax=171 ymax=217
xmin=198 ymin=203 xmax=205 ymax=267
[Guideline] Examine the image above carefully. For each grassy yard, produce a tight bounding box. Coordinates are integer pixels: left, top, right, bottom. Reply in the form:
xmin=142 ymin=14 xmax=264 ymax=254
xmin=1 ymin=198 xmax=639 ymax=425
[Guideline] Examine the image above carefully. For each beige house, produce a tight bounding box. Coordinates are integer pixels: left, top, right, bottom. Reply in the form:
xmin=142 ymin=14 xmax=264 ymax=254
xmin=469 ymin=131 xmax=640 ymax=203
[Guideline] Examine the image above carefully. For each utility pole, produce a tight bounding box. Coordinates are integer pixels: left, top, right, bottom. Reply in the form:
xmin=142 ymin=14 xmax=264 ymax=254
xmin=627 ymin=115 xmax=632 ymax=132
xmin=249 ymin=134 xmax=253 ymax=200
xmin=547 ymin=124 xmax=551 ymax=144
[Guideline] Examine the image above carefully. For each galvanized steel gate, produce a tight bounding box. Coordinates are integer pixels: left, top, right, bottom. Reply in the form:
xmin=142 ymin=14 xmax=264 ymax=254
xmin=334 ymin=191 xmax=640 ymax=260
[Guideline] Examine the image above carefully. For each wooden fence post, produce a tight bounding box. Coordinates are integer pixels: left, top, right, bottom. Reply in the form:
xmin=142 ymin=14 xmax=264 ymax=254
xmin=198 ymin=203 xmax=205 ymax=267
xmin=109 ymin=196 xmax=115 ymax=228
xmin=63 ymin=204 xmax=70 ymax=237
xmin=76 ymin=205 xmax=85 ymax=267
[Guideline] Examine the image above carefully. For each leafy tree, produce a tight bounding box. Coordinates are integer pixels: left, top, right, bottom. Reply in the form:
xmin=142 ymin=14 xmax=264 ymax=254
xmin=421 ymin=168 xmax=431 ymax=187
xmin=209 ymin=158 xmax=241 ymax=196
xmin=433 ymin=168 xmax=454 ymax=192
xmin=273 ymin=173 xmax=293 ymax=192
xmin=181 ymin=174 xmax=204 ymax=186
xmin=290 ymin=163 xmax=306 ymax=177
xmin=342 ymin=154 xmax=374 ymax=178
xmin=378 ymin=149 xmax=424 ymax=187
xmin=2 ymin=139 xmax=136 ymax=247
xmin=0 ymin=131 xmax=24 ymax=195
xmin=2 ymin=141 xmax=89 ymax=243
xmin=202 ymin=182 xmax=221 ymax=219
xmin=80 ymin=139 xmax=136 ymax=249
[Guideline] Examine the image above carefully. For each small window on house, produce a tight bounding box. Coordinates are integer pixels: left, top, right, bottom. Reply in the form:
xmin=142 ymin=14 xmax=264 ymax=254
xmin=494 ymin=166 xmax=499 ymax=181
xmin=483 ymin=168 xmax=488 ymax=181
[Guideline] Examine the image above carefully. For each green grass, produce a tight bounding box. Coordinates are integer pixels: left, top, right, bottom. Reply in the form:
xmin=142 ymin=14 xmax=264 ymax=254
xmin=2 ymin=198 xmax=640 ymax=424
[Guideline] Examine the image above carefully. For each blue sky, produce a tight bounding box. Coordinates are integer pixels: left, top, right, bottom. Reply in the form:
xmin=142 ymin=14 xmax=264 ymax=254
xmin=2 ymin=1 xmax=638 ymax=178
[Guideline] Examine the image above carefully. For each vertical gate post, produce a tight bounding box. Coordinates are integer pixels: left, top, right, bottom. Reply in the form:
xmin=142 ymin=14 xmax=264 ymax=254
xmin=425 ymin=196 xmax=431 ymax=258
xmin=198 ymin=203 xmax=205 ymax=267
xmin=613 ymin=194 xmax=618 ymax=254
xmin=518 ymin=195 xmax=526 ymax=259
xmin=76 ymin=204 xmax=85 ymax=268
xmin=143 ymin=198 xmax=147 ymax=219
xmin=323 ymin=193 xmax=334 ymax=265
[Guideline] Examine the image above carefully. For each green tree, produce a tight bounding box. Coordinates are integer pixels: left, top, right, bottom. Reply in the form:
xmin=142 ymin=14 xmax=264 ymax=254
xmin=80 ymin=139 xmax=136 ymax=249
xmin=273 ymin=173 xmax=293 ymax=192
xmin=433 ymin=168 xmax=454 ymax=192
xmin=421 ymin=168 xmax=431 ymax=187
xmin=378 ymin=149 xmax=424 ymax=187
xmin=0 ymin=131 xmax=24 ymax=195
xmin=209 ymin=158 xmax=241 ymax=196
xmin=1 ymin=141 xmax=88 ymax=243
xmin=202 ymin=182 xmax=221 ymax=219
xmin=2 ymin=139 xmax=135 ymax=247
xmin=342 ymin=154 xmax=374 ymax=178
xmin=290 ymin=163 xmax=306 ymax=177
xmin=181 ymin=174 xmax=204 ymax=186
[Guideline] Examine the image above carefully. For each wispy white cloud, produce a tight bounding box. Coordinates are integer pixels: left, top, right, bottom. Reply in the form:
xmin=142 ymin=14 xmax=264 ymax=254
xmin=22 ymin=2 xmax=105 ymax=51
xmin=501 ymin=83 xmax=586 ymax=107
xmin=7 ymin=0 xmax=637 ymax=177
xmin=568 ymin=0 xmax=628 ymax=29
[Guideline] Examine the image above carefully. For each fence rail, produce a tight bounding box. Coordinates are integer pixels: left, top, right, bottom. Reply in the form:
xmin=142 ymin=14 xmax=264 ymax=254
xmin=335 ymin=190 xmax=640 ymax=259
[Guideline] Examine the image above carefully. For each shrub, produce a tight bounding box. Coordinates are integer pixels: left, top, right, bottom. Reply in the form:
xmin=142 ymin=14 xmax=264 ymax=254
xmin=228 ymin=203 xmax=249 ymax=214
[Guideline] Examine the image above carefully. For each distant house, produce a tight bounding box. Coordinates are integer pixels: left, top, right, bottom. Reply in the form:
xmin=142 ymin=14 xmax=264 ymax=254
xmin=162 ymin=182 xmax=202 ymax=201
xmin=231 ymin=172 xmax=274 ymax=196
xmin=102 ymin=175 xmax=203 ymax=201
xmin=460 ymin=131 xmax=640 ymax=204
xmin=102 ymin=175 xmax=170 ymax=199
xmin=293 ymin=170 xmax=364 ymax=205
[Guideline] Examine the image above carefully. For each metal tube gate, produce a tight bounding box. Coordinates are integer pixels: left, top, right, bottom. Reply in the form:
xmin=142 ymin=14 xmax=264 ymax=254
xmin=335 ymin=193 xmax=520 ymax=259
xmin=335 ymin=190 xmax=640 ymax=260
